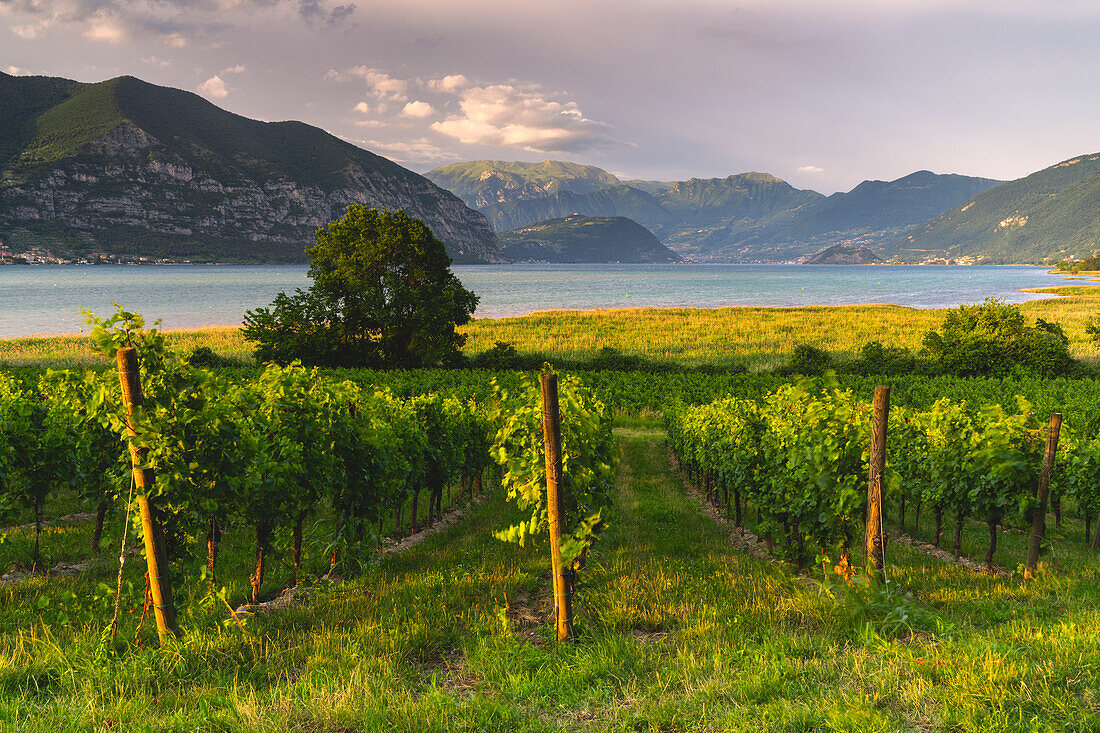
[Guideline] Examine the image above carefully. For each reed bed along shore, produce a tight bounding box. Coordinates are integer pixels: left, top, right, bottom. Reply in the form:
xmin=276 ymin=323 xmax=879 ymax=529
xmin=2 ymin=294 xmax=1098 ymax=370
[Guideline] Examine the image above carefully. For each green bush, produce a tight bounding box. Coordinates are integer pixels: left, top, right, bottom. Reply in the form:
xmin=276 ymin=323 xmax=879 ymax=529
xmin=1086 ymin=318 xmax=1100 ymax=348
xmin=186 ymin=346 xmax=225 ymax=367
xmin=784 ymin=344 xmax=832 ymax=375
xmin=921 ymin=298 xmax=1076 ymax=377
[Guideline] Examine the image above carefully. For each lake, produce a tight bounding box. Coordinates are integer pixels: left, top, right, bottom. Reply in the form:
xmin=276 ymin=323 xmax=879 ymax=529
xmin=0 ymin=263 xmax=1071 ymax=338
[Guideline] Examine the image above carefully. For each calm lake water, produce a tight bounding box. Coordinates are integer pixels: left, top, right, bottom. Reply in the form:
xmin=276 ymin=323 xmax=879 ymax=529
xmin=0 ymin=264 xmax=1072 ymax=338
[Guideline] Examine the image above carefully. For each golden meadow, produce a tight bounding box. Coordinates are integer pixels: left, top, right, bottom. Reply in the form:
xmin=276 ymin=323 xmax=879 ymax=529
xmin=2 ymin=286 xmax=1098 ymax=370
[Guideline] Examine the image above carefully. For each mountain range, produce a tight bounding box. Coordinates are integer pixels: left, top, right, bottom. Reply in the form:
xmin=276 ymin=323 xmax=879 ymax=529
xmin=3 ymin=70 xmax=1098 ymax=265
xmin=0 ymin=71 xmax=504 ymax=263
xmin=896 ymin=152 xmax=1100 ymax=263
xmin=427 ymin=161 xmax=1004 ymax=262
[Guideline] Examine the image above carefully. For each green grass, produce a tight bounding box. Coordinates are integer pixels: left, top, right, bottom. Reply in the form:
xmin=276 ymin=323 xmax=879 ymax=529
xmin=5 ymin=294 xmax=1098 ymax=370
xmin=0 ymin=326 xmax=250 ymax=367
xmin=1023 ymin=285 xmax=1100 ymax=296
xmin=5 ymin=424 xmax=1100 ymax=730
xmin=462 ymin=305 xmax=945 ymax=369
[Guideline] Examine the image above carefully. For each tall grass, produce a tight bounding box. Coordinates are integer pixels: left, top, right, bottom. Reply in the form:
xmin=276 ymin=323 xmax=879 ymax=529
xmin=0 ymin=327 xmax=250 ymax=367
xmin=3 ymin=295 xmax=1097 ymax=370
xmin=461 ymin=304 xmax=944 ymax=369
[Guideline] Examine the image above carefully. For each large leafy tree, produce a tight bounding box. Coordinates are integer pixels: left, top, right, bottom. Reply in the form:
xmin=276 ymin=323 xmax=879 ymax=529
xmin=243 ymin=206 xmax=478 ymax=367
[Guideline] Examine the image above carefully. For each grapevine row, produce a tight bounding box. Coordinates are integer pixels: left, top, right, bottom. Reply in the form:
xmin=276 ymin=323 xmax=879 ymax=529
xmin=667 ymin=378 xmax=1090 ymax=573
xmin=0 ymin=310 xmax=495 ymax=606
xmin=1 ymin=312 xmax=619 ymax=643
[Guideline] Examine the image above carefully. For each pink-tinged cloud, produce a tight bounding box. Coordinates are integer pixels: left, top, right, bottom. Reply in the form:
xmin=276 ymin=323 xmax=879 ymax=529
xmin=401 ymin=100 xmax=436 ymax=118
xmin=431 ymin=84 xmax=614 ymax=153
xmin=198 ymin=75 xmax=229 ymax=98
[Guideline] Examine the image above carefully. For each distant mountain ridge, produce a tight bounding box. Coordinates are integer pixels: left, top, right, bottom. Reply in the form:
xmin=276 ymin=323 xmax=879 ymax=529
xmin=426 ymin=160 xmax=1002 ymax=262
xmin=0 ymin=71 xmax=504 ymax=263
xmin=427 ymin=160 xmax=620 ymax=202
xmin=499 ymin=215 xmax=681 ymax=263
xmin=774 ymin=170 xmax=1002 ymax=249
xmin=892 ymin=153 xmax=1100 ymax=264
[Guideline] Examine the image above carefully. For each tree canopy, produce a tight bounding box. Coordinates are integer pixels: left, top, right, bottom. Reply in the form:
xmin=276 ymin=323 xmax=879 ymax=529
xmin=243 ymin=206 xmax=478 ymax=367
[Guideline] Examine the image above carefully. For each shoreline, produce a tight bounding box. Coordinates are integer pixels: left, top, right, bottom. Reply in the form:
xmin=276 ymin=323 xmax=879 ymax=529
xmin=3 ymin=289 xmax=1099 ymax=341
xmin=4 ymin=293 xmax=1100 ymax=371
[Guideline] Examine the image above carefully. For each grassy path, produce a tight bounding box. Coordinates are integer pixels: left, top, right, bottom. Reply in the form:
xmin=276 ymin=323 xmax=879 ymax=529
xmin=5 ymin=423 xmax=1100 ymax=730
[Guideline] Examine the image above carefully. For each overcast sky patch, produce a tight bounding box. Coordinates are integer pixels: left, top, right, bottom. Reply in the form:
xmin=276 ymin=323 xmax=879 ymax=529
xmin=4 ymin=1 xmax=1100 ymax=190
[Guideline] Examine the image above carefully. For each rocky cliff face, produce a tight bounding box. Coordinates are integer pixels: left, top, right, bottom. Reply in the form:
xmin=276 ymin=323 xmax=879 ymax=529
xmin=1 ymin=123 xmax=504 ymax=263
xmin=0 ymin=72 xmax=505 ymax=263
xmin=469 ymin=170 xmax=551 ymax=206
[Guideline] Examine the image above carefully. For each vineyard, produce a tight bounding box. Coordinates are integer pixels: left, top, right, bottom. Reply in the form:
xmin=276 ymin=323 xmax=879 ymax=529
xmin=5 ymin=318 xmax=1100 ymax=729
xmin=1 ymin=311 xmax=615 ymax=643
xmin=666 ymin=378 xmax=1077 ymax=574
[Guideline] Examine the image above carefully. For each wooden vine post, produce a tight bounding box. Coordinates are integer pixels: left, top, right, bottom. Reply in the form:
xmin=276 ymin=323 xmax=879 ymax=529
xmin=540 ymin=372 xmax=574 ymax=642
xmin=117 ymin=346 xmax=180 ymax=644
xmin=865 ymin=385 xmax=890 ymax=578
xmin=1026 ymin=412 xmax=1062 ymax=577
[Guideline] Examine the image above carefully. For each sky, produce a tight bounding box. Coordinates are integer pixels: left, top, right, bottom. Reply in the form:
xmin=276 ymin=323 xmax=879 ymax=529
xmin=3 ymin=0 xmax=1100 ymax=193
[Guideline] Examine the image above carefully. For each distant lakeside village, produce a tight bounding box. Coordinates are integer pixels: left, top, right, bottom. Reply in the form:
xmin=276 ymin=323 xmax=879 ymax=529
xmin=1 ymin=239 xmax=999 ymax=268
xmin=0 ymin=242 xmax=190 ymax=266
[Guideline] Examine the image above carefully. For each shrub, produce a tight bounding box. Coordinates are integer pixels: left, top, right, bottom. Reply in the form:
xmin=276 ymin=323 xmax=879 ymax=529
xmin=1086 ymin=318 xmax=1100 ymax=347
xmin=786 ymin=344 xmax=832 ymax=375
xmin=186 ymin=346 xmax=224 ymax=367
xmin=921 ymin=298 xmax=1076 ymax=377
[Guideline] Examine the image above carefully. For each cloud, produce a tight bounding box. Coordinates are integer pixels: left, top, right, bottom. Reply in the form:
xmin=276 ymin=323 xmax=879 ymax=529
xmin=345 ymin=66 xmax=408 ymax=100
xmin=798 ymin=165 xmax=824 ymax=173
xmin=358 ymin=137 xmax=462 ymax=164
xmin=401 ymin=100 xmax=436 ymax=118
xmin=351 ymin=119 xmax=386 ymax=128
xmin=198 ymin=74 xmax=229 ymax=98
xmin=11 ymin=24 xmax=41 ymax=39
xmin=82 ymin=8 xmax=127 ymax=43
xmin=141 ymin=56 xmax=172 ymax=67
xmin=352 ymin=101 xmax=370 ymax=113
xmin=4 ymin=65 xmax=28 ymax=75
xmin=423 ymin=74 xmax=469 ymax=94
xmin=297 ymin=0 xmax=356 ymax=25
xmin=430 ymin=84 xmax=615 ymax=153
xmin=0 ymin=0 xmax=354 ymax=44
xmin=193 ymin=65 xmax=244 ymax=99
